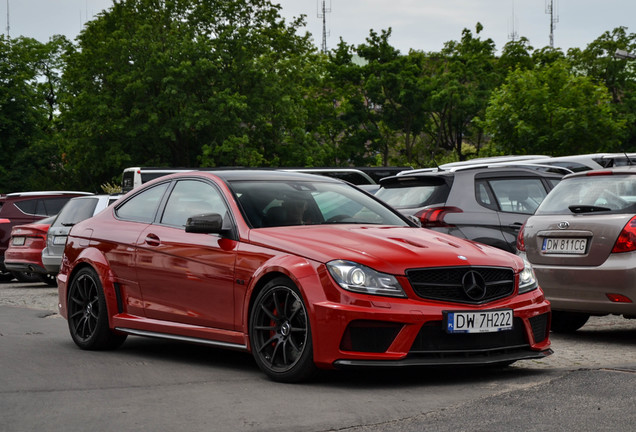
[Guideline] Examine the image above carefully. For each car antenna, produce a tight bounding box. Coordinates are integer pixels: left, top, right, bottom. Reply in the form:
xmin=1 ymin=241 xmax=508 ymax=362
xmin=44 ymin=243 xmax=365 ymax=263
xmin=624 ymin=151 xmax=634 ymax=166
xmin=430 ymin=152 xmax=443 ymax=171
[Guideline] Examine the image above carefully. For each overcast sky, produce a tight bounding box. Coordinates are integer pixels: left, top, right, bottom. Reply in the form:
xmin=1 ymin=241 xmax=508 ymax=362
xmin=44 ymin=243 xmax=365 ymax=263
xmin=2 ymin=0 xmax=634 ymax=54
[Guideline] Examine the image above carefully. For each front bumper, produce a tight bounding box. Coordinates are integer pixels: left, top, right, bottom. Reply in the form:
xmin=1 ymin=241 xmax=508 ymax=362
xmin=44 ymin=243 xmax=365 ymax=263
xmin=308 ymin=289 xmax=552 ymax=369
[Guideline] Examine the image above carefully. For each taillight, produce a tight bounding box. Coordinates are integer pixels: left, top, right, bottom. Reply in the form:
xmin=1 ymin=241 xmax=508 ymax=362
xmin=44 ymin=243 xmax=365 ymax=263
xmin=516 ymin=222 xmax=526 ymax=252
xmin=612 ymin=216 xmax=636 ymax=253
xmin=414 ymin=206 xmax=462 ymax=228
xmin=0 ymin=218 xmax=10 ymax=224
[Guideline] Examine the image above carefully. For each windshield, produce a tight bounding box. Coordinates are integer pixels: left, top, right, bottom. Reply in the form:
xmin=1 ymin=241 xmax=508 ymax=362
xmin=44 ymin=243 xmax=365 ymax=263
xmin=229 ymin=180 xmax=409 ymax=228
xmin=375 ymin=177 xmax=451 ymax=208
xmin=536 ymin=174 xmax=636 ymax=215
xmin=52 ymin=198 xmax=99 ymax=227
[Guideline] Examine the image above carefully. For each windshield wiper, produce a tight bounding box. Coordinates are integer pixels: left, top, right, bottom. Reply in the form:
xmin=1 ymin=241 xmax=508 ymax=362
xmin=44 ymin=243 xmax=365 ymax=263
xmin=569 ymin=205 xmax=611 ymax=213
xmin=61 ymin=222 xmax=76 ymax=227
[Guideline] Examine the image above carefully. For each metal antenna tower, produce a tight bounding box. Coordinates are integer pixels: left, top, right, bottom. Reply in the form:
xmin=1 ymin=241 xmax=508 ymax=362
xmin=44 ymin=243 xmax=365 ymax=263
xmin=508 ymin=0 xmax=518 ymax=41
xmin=545 ymin=0 xmax=559 ymax=48
xmin=6 ymin=0 xmax=9 ymax=37
xmin=317 ymin=1 xmax=331 ymax=54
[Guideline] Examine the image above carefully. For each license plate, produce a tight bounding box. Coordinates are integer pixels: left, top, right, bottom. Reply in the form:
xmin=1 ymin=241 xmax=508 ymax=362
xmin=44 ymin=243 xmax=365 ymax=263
xmin=53 ymin=235 xmax=67 ymax=245
xmin=11 ymin=237 xmax=25 ymax=246
xmin=445 ymin=309 xmax=513 ymax=334
xmin=542 ymin=237 xmax=587 ymax=254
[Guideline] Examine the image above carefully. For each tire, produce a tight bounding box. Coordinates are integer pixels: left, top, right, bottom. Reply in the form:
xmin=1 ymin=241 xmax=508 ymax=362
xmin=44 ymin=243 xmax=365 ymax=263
xmin=12 ymin=271 xmax=44 ymax=283
xmin=551 ymin=311 xmax=590 ymax=333
xmin=249 ymin=277 xmax=317 ymax=383
xmin=67 ymin=267 xmax=127 ymax=350
xmin=0 ymin=271 xmax=15 ymax=282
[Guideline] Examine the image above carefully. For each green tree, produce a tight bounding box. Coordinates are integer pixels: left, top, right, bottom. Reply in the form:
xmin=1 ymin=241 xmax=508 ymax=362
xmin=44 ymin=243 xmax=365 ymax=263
xmin=425 ymin=23 xmax=500 ymax=161
xmin=0 ymin=35 xmax=70 ymax=192
xmin=58 ymin=0 xmax=319 ymax=191
xmin=484 ymin=60 xmax=625 ymax=155
xmin=568 ymin=27 xmax=636 ymax=150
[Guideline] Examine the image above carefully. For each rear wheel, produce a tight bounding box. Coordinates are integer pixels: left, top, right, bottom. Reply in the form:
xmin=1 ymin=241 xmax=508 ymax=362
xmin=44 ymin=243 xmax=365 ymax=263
xmin=551 ymin=311 xmax=590 ymax=333
xmin=249 ymin=277 xmax=317 ymax=383
xmin=67 ymin=267 xmax=126 ymax=350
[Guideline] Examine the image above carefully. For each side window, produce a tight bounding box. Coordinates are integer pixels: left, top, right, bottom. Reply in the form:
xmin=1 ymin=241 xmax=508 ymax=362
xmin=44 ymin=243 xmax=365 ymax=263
xmin=489 ymin=178 xmax=548 ymax=214
xmin=38 ymin=197 xmax=72 ymax=216
xmin=116 ymin=183 xmax=169 ymax=223
xmin=14 ymin=199 xmax=38 ymax=215
xmin=161 ymin=180 xmax=228 ymax=227
xmin=475 ymin=180 xmax=498 ymax=210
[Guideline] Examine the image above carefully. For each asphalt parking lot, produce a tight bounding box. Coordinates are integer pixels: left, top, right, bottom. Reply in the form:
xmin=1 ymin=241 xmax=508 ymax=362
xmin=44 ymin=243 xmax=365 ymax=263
xmin=2 ymin=280 xmax=636 ymax=431
xmin=2 ymin=280 xmax=635 ymax=372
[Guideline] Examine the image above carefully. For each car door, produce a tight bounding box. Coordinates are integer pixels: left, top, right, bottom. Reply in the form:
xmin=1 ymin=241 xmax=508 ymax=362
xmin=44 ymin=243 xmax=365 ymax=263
xmin=135 ymin=179 xmax=238 ymax=330
xmin=485 ymin=176 xmax=552 ymax=251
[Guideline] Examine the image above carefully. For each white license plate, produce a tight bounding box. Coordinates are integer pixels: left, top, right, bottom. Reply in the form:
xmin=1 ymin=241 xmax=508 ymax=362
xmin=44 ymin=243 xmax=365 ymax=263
xmin=542 ymin=237 xmax=587 ymax=254
xmin=53 ymin=236 xmax=67 ymax=245
xmin=11 ymin=237 xmax=25 ymax=246
xmin=446 ymin=309 xmax=513 ymax=334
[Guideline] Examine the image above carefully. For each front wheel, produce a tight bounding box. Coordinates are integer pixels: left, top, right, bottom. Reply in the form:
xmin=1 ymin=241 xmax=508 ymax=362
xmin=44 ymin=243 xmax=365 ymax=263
xmin=249 ymin=277 xmax=317 ymax=383
xmin=551 ymin=311 xmax=590 ymax=333
xmin=67 ymin=267 xmax=127 ymax=350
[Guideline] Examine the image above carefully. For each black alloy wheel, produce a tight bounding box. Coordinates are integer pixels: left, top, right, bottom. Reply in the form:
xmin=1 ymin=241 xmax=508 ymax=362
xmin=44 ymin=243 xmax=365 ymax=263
xmin=67 ymin=267 xmax=126 ymax=350
xmin=249 ymin=277 xmax=317 ymax=382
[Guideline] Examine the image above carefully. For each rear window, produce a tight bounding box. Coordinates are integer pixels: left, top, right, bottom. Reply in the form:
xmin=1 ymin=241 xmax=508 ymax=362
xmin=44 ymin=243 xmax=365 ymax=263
xmin=375 ymin=177 xmax=451 ymax=208
xmin=536 ymin=174 xmax=636 ymax=214
xmin=14 ymin=198 xmax=70 ymax=216
xmin=52 ymin=198 xmax=99 ymax=228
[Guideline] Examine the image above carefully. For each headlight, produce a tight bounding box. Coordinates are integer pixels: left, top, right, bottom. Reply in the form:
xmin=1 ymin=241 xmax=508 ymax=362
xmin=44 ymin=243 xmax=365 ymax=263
xmin=327 ymin=260 xmax=406 ymax=298
xmin=518 ymin=259 xmax=539 ymax=294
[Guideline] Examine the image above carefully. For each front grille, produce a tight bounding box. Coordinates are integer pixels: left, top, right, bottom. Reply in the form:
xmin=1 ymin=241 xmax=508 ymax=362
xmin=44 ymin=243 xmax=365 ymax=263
xmin=406 ymin=266 xmax=515 ymax=304
xmin=529 ymin=313 xmax=550 ymax=343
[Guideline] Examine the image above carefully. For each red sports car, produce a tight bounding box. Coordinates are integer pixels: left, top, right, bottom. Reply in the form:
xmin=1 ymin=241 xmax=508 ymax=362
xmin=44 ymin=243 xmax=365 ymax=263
xmin=57 ymin=170 xmax=552 ymax=382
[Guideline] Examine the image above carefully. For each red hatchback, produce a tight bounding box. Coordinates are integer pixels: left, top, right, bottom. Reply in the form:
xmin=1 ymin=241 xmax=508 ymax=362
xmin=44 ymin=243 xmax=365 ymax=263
xmin=4 ymin=216 xmax=56 ymax=284
xmin=57 ymin=170 xmax=552 ymax=382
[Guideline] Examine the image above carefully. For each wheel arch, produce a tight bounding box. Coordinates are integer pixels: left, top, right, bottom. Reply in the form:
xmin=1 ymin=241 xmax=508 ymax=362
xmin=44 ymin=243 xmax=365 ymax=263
xmin=65 ymin=248 xmax=119 ymax=322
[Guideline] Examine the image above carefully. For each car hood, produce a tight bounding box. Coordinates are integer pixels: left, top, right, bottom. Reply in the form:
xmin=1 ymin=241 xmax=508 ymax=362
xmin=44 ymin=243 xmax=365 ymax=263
xmin=248 ymin=225 xmax=521 ymax=275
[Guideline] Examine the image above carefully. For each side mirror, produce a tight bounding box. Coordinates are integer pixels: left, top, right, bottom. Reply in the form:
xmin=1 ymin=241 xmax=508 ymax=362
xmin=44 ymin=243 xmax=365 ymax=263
xmin=185 ymin=213 xmax=223 ymax=234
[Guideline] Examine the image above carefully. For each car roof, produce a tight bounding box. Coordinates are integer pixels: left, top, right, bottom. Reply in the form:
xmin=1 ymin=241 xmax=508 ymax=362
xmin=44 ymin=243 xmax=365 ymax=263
xmin=561 ymin=165 xmax=636 ymax=179
xmin=159 ymin=169 xmax=345 ymax=184
xmin=385 ymin=165 xmax=564 ymax=183
xmin=4 ymin=191 xmax=92 ymax=198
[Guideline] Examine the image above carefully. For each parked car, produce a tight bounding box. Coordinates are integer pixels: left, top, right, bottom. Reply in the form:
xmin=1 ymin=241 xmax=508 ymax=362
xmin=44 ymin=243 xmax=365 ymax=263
xmin=515 ymin=153 xmax=636 ymax=173
xmin=0 ymin=191 xmax=93 ymax=281
xmin=4 ymin=216 xmax=56 ymax=284
xmin=58 ymin=170 xmax=551 ymax=382
xmin=41 ymin=194 xmax=121 ymax=276
xmin=517 ymin=166 xmax=636 ymax=332
xmin=375 ymin=166 xmax=566 ymax=253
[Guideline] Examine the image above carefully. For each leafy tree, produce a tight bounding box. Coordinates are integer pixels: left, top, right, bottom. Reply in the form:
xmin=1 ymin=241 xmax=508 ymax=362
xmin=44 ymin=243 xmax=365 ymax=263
xmin=484 ymin=60 xmax=625 ymax=155
xmin=424 ymin=23 xmax=499 ymax=161
xmin=568 ymin=27 xmax=636 ymax=150
xmin=58 ymin=0 xmax=320 ymax=190
xmin=0 ymin=35 xmax=69 ymax=192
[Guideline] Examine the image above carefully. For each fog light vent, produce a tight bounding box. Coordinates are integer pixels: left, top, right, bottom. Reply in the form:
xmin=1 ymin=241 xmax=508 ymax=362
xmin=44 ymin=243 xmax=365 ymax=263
xmin=340 ymin=320 xmax=402 ymax=353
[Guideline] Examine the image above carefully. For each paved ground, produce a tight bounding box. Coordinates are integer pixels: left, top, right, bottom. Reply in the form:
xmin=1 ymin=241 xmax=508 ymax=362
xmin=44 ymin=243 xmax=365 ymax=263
xmin=2 ymin=280 xmax=635 ymax=372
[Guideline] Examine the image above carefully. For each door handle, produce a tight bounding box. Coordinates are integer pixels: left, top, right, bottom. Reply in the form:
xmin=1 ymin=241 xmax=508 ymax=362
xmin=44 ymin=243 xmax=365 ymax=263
xmin=145 ymin=233 xmax=160 ymax=246
xmin=508 ymin=222 xmax=523 ymax=231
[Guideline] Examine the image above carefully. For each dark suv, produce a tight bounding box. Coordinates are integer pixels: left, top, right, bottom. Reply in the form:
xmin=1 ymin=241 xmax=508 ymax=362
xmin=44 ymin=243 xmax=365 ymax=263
xmin=0 ymin=191 xmax=92 ymax=281
xmin=375 ymin=166 xmax=566 ymax=253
